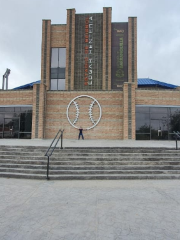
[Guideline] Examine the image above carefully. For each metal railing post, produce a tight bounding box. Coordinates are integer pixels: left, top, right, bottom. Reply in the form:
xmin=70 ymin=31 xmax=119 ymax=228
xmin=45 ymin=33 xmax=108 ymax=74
xmin=45 ymin=129 xmax=64 ymax=180
xmin=61 ymin=131 xmax=63 ymax=149
xmin=47 ymin=156 xmax=50 ymax=180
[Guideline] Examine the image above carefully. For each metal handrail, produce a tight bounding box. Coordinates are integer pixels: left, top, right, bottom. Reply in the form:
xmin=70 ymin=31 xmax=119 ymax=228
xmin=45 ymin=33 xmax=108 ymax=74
xmin=45 ymin=129 xmax=64 ymax=180
xmin=173 ymin=131 xmax=180 ymax=150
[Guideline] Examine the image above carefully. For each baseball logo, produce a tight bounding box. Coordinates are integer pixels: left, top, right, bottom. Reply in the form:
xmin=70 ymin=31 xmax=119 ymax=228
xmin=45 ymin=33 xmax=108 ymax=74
xmin=66 ymin=95 xmax=102 ymax=130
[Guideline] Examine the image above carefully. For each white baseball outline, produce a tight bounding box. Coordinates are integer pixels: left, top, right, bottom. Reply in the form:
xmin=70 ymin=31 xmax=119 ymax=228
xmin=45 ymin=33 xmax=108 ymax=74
xmin=66 ymin=95 xmax=102 ymax=130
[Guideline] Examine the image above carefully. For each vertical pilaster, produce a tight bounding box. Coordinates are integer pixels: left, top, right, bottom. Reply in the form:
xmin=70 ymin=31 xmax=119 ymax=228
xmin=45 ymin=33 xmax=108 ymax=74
xmin=128 ymin=17 xmax=137 ymax=87
xmin=41 ymin=20 xmax=51 ymax=90
xmin=32 ymin=84 xmax=40 ymax=139
xmin=102 ymin=7 xmax=112 ymax=90
xmin=66 ymin=9 xmax=75 ymax=91
xmin=123 ymin=82 xmax=135 ymax=139
xmin=32 ymin=84 xmax=46 ymax=139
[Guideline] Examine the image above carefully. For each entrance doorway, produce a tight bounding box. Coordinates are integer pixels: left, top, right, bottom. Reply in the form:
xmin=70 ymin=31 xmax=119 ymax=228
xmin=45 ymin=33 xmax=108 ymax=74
xmin=151 ymin=119 xmax=168 ymax=140
xmin=3 ymin=118 xmax=20 ymax=138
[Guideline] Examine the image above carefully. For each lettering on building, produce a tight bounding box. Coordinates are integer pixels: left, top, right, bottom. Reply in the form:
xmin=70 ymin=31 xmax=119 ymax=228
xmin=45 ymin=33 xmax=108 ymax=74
xmin=84 ymin=16 xmax=93 ymax=86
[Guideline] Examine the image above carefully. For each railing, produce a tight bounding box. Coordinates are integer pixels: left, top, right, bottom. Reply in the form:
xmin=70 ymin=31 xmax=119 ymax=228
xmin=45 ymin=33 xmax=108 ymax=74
xmin=173 ymin=131 xmax=180 ymax=150
xmin=45 ymin=129 xmax=64 ymax=180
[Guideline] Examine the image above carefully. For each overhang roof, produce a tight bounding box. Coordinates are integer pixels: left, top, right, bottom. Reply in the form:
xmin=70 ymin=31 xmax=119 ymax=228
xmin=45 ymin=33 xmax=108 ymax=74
xmin=12 ymin=78 xmax=178 ymax=90
xmin=13 ymin=80 xmax=41 ymax=90
xmin=138 ymin=78 xmax=178 ymax=89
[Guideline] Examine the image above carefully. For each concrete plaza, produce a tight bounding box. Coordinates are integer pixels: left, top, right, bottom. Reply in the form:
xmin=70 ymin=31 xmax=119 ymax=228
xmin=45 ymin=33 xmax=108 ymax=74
xmin=0 ymin=178 xmax=180 ymax=240
xmin=0 ymin=138 xmax=179 ymax=148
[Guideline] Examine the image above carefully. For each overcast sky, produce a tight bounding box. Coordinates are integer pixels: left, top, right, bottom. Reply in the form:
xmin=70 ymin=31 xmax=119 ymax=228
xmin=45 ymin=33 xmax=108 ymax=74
xmin=0 ymin=0 xmax=180 ymax=89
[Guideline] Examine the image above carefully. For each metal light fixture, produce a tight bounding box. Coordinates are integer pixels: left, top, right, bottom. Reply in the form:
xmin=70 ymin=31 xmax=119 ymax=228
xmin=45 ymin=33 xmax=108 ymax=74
xmin=2 ymin=68 xmax=11 ymax=90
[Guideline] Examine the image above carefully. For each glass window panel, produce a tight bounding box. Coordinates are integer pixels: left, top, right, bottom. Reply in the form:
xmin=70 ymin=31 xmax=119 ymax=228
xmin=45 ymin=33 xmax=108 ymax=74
xmin=136 ymin=113 xmax=150 ymax=133
xmin=169 ymin=110 xmax=180 ymax=133
xmin=51 ymin=68 xmax=58 ymax=79
xmin=59 ymin=48 xmax=66 ymax=67
xmin=58 ymin=68 xmax=65 ymax=79
xmin=151 ymin=113 xmax=168 ymax=120
xmin=0 ymin=113 xmax=4 ymax=131
xmin=51 ymin=48 xmax=59 ymax=68
xmin=5 ymin=113 xmax=14 ymax=118
xmin=51 ymin=79 xmax=58 ymax=90
xmin=5 ymin=107 xmax=14 ymax=112
xmin=19 ymin=133 xmax=31 ymax=139
xmin=58 ymin=79 xmax=65 ymax=90
xmin=170 ymin=107 xmax=180 ymax=115
xmin=15 ymin=107 xmax=21 ymax=112
xmin=0 ymin=108 xmax=5 ymax=112
xmin=150 ymin=107 xmax=167 ymax=114
xmin=21 ymin=107 xmax=32 ymax=112
xmin=136 ymin=134 xmax=150 ymax=140
xmin=136 ymin=107 xmax=149 ymax=113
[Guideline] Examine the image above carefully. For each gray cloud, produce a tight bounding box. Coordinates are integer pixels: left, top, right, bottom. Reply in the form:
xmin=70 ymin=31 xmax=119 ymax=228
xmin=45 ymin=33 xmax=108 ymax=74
xmin=0 ymin=0 xmax=179 ymax=88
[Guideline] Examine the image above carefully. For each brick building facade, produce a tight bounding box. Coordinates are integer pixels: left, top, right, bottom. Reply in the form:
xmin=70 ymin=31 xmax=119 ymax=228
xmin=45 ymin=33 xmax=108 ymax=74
xmin=0 ymin=8 xmax=179 ymax=140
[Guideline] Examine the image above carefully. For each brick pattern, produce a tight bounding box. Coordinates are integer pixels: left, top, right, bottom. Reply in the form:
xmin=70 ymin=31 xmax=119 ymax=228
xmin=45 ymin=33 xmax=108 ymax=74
xmin=128 ymin=17 xmax=137 ymax=87
xmin=32 ymin=85 xmax=38 ymax=139
xmin=38 ymin=84 xmax=47 ymax=139
xmin=0 ymin=90 xmax=33 ymax=105
xmin=136 ymin=89 xmax=180 ymax=106
xmin=102 ymin=7 xmax=112 ymax=90
xmin=45 ymin=91 xmax=123 ymax=139
xmin=41 ymin=20 xmax=51 ymax=90
xmin=31 ymin=84 xmax=47 ymax=139
xmin=65 ymin=9 xmax=75 ymax=91
xmin=123 ymin=83 xmax=136 ymax=140
xmin=51 ymin=25 xmax=66 ymax=47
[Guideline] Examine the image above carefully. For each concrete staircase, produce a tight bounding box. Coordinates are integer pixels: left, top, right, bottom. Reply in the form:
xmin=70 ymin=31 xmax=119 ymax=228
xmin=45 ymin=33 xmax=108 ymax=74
xmin=0 ymin=145 xmax=180 ymax=180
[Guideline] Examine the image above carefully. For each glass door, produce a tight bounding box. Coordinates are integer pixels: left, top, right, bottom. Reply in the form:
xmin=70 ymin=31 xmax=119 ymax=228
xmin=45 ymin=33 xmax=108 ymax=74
xmin=151 ymin=119 xmax=168 ymax=140
xmin=3 ymin=118 xmax=20 ymax=138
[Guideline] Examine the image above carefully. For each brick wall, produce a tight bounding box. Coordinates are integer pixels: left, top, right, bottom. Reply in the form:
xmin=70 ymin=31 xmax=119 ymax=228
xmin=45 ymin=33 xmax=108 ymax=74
xmin=51 ymin=25 xmax=66 ymax=47
xmin=128 ymin=17 xmax=137 ymax=87
xmin=0 ymin=90 xmax=33 ymax=105
xmin=136 ymin=89 xmax=180 ymax=106
xmin=123 ymin=83 xmax=136 ymax=140
xmin=65 ymin=9 xmax=75 ymax=91
xmin=102 ymin=7 xmax=112 ymax=90
xmin=41 ymin=20 xmax=51 ymax=90
xmin=45 ymin=91 xmax=123 ymax=139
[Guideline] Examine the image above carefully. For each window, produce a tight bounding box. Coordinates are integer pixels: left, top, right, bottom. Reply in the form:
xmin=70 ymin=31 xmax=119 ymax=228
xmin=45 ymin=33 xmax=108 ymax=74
xmin=50 ymin=48 xmax=66 ymax=90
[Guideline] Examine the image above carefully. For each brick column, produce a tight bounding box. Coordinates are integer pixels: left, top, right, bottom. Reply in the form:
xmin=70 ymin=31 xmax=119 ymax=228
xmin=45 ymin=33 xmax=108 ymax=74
xmin=65 ymin=9 xmax=75 ymax=91
xmin=128 ymin=17 xmax=137 ymax=88
xmin=32 ymin=83 xmax=46 ymax=139
xmin=41 ymin=20 xmax=51 ymax=90
xmin=102 ymin=7 xmax=112 ymax=90
xmin=123 ymin=82 xmax=136 ymax=140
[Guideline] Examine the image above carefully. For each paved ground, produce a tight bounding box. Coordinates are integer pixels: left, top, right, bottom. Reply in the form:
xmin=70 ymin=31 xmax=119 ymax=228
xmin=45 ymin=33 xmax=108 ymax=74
xmin=0 ymin=138 xmax=179 ymax=148
xmin=0 ymin=178 xmax=180 ymax=240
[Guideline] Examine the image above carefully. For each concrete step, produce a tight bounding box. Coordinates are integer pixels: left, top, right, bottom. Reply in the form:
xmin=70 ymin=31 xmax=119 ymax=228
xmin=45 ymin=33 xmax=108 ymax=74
xmin=1 ymin=168 xmax=180 ymax=175
xmin=1 ymin=164 xmax=180 ymax=170
xmin=0 ymin=146 xmax=180 ymax=180
xmin=1 ymin=172 xmax=180 ymax=180
xmin=1 ymin=160 xmax=180 ymax=166
xmin=1 ymin=155 xmax=180 ymax=161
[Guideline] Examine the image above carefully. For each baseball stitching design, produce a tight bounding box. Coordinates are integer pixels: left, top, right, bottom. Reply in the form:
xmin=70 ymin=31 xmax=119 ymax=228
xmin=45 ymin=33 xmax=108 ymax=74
xmin=72 ymin=101 xmax=80 ymax=125
xmin=67 ymin=95 xmax=102 ymax=130
xmin=89 ymin=100 xmax=96 ymax=124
